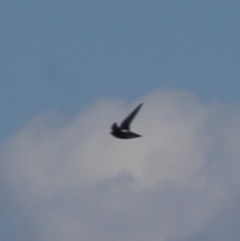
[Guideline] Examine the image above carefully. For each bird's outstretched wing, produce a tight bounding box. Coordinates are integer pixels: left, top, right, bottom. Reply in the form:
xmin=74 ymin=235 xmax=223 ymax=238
xmin=120 ymin=103 xmax=143 ymax=130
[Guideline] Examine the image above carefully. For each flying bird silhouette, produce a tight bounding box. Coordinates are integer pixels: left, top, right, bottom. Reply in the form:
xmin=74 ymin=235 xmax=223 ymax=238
xmin=111 ymin=103 xmax=143 ymax=139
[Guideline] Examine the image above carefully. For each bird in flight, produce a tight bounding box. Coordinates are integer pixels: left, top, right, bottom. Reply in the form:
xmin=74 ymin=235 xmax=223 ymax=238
xmin=110 ymin=103 xmax=143 ymax=139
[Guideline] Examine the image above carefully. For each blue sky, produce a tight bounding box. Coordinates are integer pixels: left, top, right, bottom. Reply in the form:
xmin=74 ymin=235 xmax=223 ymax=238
xmin=1 ymin=1 xmax=240 ymax=241
xmin=1 ymin=0 xmax=239 ymax=139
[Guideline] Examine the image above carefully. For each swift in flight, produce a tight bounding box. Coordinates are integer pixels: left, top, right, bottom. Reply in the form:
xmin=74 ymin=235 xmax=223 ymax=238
xmin=111 ymin=103 xmax=143 ymax=139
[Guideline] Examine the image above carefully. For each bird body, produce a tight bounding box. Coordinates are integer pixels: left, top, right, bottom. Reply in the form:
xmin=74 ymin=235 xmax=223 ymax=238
xmin=111 ymin=103 xmax=143 ymax=139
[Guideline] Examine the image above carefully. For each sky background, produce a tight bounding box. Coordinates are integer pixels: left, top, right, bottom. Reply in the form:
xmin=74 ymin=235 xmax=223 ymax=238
xmin=0 ymin=1 xmax=240 ymax=241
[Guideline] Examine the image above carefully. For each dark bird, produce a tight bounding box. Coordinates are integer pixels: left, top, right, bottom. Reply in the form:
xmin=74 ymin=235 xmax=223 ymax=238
xmin=111 ymin=103 xmax=143 ymax=139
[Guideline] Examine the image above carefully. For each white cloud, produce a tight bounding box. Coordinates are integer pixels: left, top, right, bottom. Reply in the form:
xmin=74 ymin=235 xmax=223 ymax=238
xmin=1 ymin=89 xmax=240 ymax=241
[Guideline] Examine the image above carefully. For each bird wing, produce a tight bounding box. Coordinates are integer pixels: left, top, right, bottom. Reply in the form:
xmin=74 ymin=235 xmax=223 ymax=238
xmin=120 ymin=103 xmax=143 ymax=130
